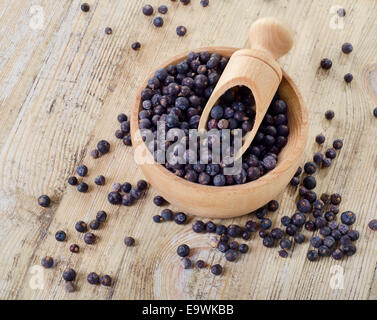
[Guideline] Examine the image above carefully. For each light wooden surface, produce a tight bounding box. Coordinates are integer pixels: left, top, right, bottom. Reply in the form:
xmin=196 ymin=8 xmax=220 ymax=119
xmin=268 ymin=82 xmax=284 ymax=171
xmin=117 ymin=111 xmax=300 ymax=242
xmin=0 ymin=0 xmax=376 ymax=300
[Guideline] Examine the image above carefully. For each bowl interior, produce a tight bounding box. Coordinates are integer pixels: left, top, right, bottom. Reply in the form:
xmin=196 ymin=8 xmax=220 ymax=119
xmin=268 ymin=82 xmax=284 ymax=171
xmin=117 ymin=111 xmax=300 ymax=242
xmin=131 ymin=47 xmax=308 ymax=217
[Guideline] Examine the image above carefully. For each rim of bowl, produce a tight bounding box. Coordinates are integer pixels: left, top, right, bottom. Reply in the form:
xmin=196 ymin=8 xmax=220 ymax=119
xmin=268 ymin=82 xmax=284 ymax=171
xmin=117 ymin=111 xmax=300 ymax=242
xmin=131 ymin=46 xmax=308 ymax=194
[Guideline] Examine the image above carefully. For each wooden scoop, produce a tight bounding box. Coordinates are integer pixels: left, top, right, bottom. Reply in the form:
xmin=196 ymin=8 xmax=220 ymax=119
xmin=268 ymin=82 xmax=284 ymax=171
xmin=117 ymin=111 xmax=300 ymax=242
xmin=197 ymin=17 xmax=293 ymax=158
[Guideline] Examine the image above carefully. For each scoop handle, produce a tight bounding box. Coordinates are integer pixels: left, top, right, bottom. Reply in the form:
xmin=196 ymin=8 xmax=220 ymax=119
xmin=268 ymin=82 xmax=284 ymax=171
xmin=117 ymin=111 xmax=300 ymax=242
xmin=247 ymin=17 xmax=293 ymax=60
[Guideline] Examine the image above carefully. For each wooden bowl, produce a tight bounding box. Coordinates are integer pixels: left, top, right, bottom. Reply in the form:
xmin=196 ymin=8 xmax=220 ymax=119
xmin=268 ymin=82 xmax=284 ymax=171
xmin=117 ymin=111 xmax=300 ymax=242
xmin=131 ymin=47 xmax=308 ymax=218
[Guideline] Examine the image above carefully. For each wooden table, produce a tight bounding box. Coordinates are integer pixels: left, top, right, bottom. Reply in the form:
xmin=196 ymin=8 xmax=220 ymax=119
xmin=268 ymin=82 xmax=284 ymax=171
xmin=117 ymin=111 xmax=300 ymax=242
xmin=0 ymin=0 xmax=376 ymax=300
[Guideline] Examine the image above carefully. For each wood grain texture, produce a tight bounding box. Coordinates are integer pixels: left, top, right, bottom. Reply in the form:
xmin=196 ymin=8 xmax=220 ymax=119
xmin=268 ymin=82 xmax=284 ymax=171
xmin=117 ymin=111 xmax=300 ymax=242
xmin=0 ymin=0 xmax=376 ymax=300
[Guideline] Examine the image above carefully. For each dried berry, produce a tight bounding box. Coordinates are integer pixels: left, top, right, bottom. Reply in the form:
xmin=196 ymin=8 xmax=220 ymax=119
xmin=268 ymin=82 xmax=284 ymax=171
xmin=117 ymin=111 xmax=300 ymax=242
xmin=217 ymin=241 xmax=229 ymax=253
xmin=121 ymin=182 xmax=131 ymax=193
xmin=177 ymin=244 xmax=190 ymax=257
xmin=325 ymin=110 xmax=335 ymax=120
xmin=297 ymin=199 xmax=312 ymax=213
xmin=337 ymin=8 xmax=346 ymax=16
xmin=89 ymin=219 xmax=100 ymax=230
xmin=38 ymin=195 xmax=51 ymax=208
xmin=340 ymin=211 xmax=356 ymax=225
xmin=286 ymin=224 xmax=297 ymax=236
xmin=261 ymin=218 xmax=272 ymax=230
xmin=307 ymin=250 xmax=319 ymax=261
xmin=333 ymin=139 xmax=343 ymax=150
xmin=180 ymin=0 xmax=190 ymax=4
xmin=153 ymin=17 xmax=164 ymax=27
xmin=91 ymin=149 xmax=100 ymax=159
xmin=84 ymin=232 xmax=96 ymax=245
xmin=225 ymin=249 xmax=238 ymax=262
xmin=97 ymin=140 xmax=110 ymax=154
xmin=124 ymin=236 xmax=135 ymax=247
xmin=104 ymin=27 xmax=112 ymax=35
xmin=368 ymin=219 xmax=377 ymax=231
xmin=304 ymin=162 xmax=317 ymax=175
xmin=332 ymin=248 xmax=344 ymax=260
xmin=227 ymin=224 xmax=242 ymax=237
xmin=330 ymin=193 xmax=342 ymax=205
xmin=176 ymin=26 xmax=187 ymax=37
xmin=206 ymin=221 xmax=216 ymax=233
xmin=68 ymin=176 xmax=78 ymax=186
xmin=142 ymin=4 xmax=153 ymax=16
xmin=62 ymin=268 xmax=76 ymax=281
xmin=348 ymin=230 xmax=359 ymax=241
xmin=338 ymin=223 xmax=350 ymax=235
xmin=318 ymin=245 xmax=330 ymax=257
xmin=280 ymin=238 xmax=292 ymax=250
xmin=342 ymin=42 xmax=353 ymax=54
xmin=200 ymin=0 xmax=209 ymax=7
xmin=101 ymin=275 xmax=112 ymax=286
xmin=263 ymin=236 xmax=274 ymax=248
xmin=174 ymin=212 xmax=187 ymax=224
xmin=158 ymin=5 xmax=168 ymax=14
xmin=320 ymin=58 xmax=332 ymax=70
xmin=75 ymin=221 xmax=87 ymax=233
xmin=69 ymin=244 xmax=79 ymax=253
xmin=239 ymin=244 xmax=249 ymax=254
xmin=153 ymin=195 xmax=165 ymax=206
xmin=344 ymin=73 xmax=353 ymax=83
xmin=77 ymin=182 xmax=88 ymax=193
xmin=80 ymin=3 xmax=90 ymax=12
xmin=294 ymin=233 xmax=305 ymax=244
xmin=304 ymin=221 xmax=316 ymax=232
xmin=279 ymin=249 xmax=288 ymax=258
xmin=96 ymin=211 xmax=107 ymax=223
xmin=303 ymin=176 xmax=316 ymax=190
xmin=211 ymin=264 xmax=222 ymax=276
xmin=343 ymin=244 xmax=356 ymax=256
xmin=131 ymin=42 xmax=141 ymax=51
xmin=245 ymin=220 xmax=257 ymax=232
xmin=292 ymin=213 xmax=306 ymax=227
xmin=310 ymin=236 xmax=323 ymax=248
xmin=153 ymin=215 xmax=162 ymax=223
xmin=41 ymin=256 xmax=54 ymax=268
xmin=315 ymin=134 xmax=325 ymax=144
xmin=192 ymin=220 xmax=205 ymax=233
xmin=196 ymin=260 xmax=206 ymax=268
xmin=55 ymin=230 xmax=67 ymax=242
xmin=267 ymin=200 xmax=279 ymax=212
xmin=313 ymin=152 xmax=324 ymax=165
xmin=87 ymin=272 xmax=100 ymax=285
xmin=108 ymin=191 xmax=122 ymax=205
xmin=94 ymin=175 xmax=105 ymax=186
xmin=281 ymin=216 xmax=291 ymax=227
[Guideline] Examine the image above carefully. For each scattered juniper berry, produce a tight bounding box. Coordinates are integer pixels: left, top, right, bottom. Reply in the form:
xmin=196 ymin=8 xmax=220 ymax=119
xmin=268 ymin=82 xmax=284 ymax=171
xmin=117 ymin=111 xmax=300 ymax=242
xmin=124 ymin=236 xmax=135 ymax=247
xmin=55 ymin=230 xmax=66 ymax=242
xmin=96 ymin=211 xmax=107 ymax=223
xmin=211 ymin=264 xmax=222 ymax=276
xmin=315 ymin=134 xmax=325 ymax=144
xmin=87 ymin=272 xmax=100 ymax=285
xmin=41 ymin=256 xmax=54 ymax=268
xmin=80 ymin=3 xmax=90 ymax=12
xmin=341 ymin=211 xmax=356 ymax=225
xmin=307 ymin=250 xmax=319 ymax=261
xmin=77 ymin=182 xmax=89 ymax=193
xmin=239 ymin=244 xmax=249 ymax=254
xmin=68 ymin=176 xmax=78 ymax=186
xmin=84 ymin=232 xmax=96 ymax=245
xmin=320 ymin=58 xmax=332 ymax=70
xmin=38 ymin=195 xmax=51 ymax=208
xmin=62 ymin=268 xmax=76 ymax=281
xmin=69 ymin=244 xmax=79 ymax=253
xmin=325 ymin=110 xmax=335 ymax=120
xmin=153 ymin=17 xmax=164 ymax=27
xmin=368 ymin=219 xmax=377 ymax=231
xmin=142 ymin=4 xmax=153 ymax=16
xmin=177 ymin=244 xmax=190 ymax=257
xmin=101 ymin=275 xmax=112 ymax=286
xmin=344 ymin=73 xmax=353 ymax=83
xmin=174 ymin=212 xmax=187 ymax=224
xmin=75 ymin=220 xmax=87 ymax=233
